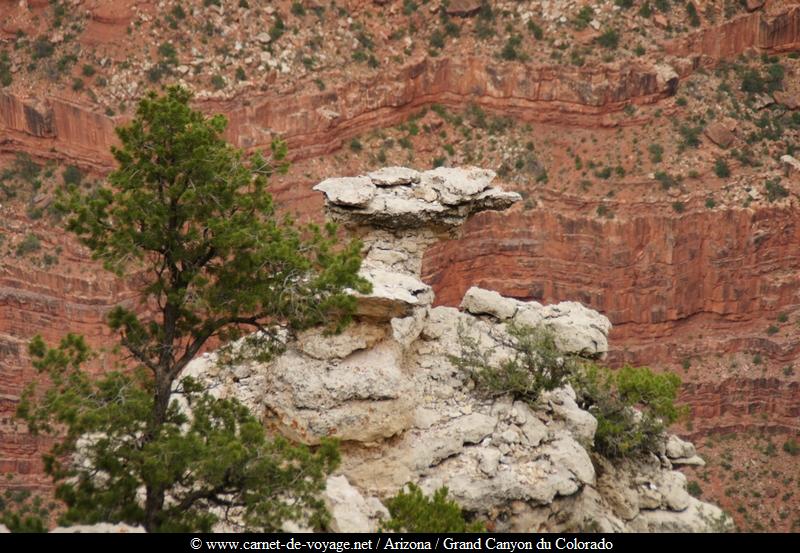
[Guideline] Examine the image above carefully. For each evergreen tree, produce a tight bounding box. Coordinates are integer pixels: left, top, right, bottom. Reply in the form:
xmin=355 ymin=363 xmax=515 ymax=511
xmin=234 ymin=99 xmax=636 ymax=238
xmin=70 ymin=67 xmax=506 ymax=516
xmin=17 ymin=86 xmax=370 ymax=532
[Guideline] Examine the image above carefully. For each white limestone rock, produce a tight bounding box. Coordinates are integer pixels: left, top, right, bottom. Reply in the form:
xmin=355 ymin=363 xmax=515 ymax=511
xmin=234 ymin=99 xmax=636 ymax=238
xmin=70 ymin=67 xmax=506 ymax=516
xmin=355 ymin=266 xmax=433 ymax=319
xmin=461 ymin=286 xmax=519 ymax=320
xmin=541 ymin=301 xmax=612 ymax=356
xmin=297 ymin=323 xmax=385 ymax=360
xmin=325 ymin=475 xmax=387 ymax=533
xmin=542 ymin=385 xmax=598 ymax=444
xmin=628 ymin=498 xmax=733 ymax=533
xmin=368 ymin=167 xmax=421 ymax=186
xmin=666 ymin=435 xmax=697 ymax=460
xmin=263 ymin=343 xmax=416 ymax=444
xmin=420 ymin=166 xmax=495 ymax=205
xmin=313 ymin=176 xmax=376 ymax=207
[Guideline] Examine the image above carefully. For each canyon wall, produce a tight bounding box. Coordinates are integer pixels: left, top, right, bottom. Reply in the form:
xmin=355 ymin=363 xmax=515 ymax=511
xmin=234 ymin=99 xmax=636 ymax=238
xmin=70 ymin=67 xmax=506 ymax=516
xmin=1 ymin=56 xmax=680 ymax=170
xmin=665 ymin=5 xmax=800 ymax=59
xmin=421 ymin=198 xmax=800 ymax=434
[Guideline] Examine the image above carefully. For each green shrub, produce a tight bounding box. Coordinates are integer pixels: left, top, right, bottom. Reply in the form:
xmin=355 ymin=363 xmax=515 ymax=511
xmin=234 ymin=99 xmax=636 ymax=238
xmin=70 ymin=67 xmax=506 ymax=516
xmin=500 ymin=35 xmax=524 ymax=61
xmin=597 ymin=29 xmax=619 ymax=49
xmin=767 ymin=325 xmax=779 ymax=336
xmin=0 ymin=488 xmax=51 ymax=533
xmin=687 ymin=480 xmax=703 ymax=498
xmin=13 ymin=153 xmax=41 ymax=182
xmin=714 ymin=158 xmax=731 ymax=178
xmin=527 ymin=20 xmax=543 ymax=40
xmin=451 ymin=322 xmax=576 ymax=404
xmin=430 ymin=30 xmax=445 ymax=50
xmin=211 ymin=74 xmax=225 ymax=90
xmin=62 ymin=165 xmax=82 ymax=186
xmin=574 ymin=6 xmax=594 ymax=30
xmin=572 ymin=364 xmax=684 ymax=458
xmin=291 ymin=1 xmax=306 ymax=17
xmin=595 ymin=166 xmax=612 ymax=179
xmin=269 ymin=15 xmax=286 ymax=42
xmin=0 ymin=52 xmax=11 ymax=87
xmin=655 ymin=171 xmax=677 ymax=189
xmin=648 ymin=143 xmax=664 ymax=163
xmin=31 ymin=37 xmax=54 ymax=60
xmin=349 ymin=138 xmax=363 ymax=152
xmin=16 ymin=233 xmax=41 ymax=257
xmin=686 ymin=2 xmax=701 ymax=27
xmin=765 ymin=178 xmax=788 ymax=202
xmin=783 ymin=439 xmax=800 ymax=456
xmin=382 ymin=484 xmax=484 ymax=533
xmin=678 ymin=125 xmax=702 ymax=149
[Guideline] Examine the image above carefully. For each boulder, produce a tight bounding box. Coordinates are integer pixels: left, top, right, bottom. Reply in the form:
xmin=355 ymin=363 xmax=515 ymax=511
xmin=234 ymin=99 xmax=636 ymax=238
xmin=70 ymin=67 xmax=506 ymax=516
xmin=313 ymin=176 xmax=376 ymax=207
xmin=264 ymin=343 xmax=416 ymax=444
xmin=543 ymin=386 xmax=598 ymax=444
xmin=780 ymin=154 xmax=800 ymax=176
xmin=446 ymin=0 xmax=482 ymax=17
xmin=628 ymin=497 xmax=732 ymax=532
xmin=461 ymin=286 xmax=519 ymax=320
xmin=325 ymin=475 xmax=388 ymax=532
xmin=773 ymin=90 xmax=800 ymax=110
xmin=355 ymin=266 xmax=433 ymax=319
xmin=745 ymin=0 xmax=765 ymax=11
xmin=540 ymin=302 xmax=612 ymax=356
xmin=704 ymin=122 xmax=735 ymax=148
xmin=298 ymin=323 xmax=385 ymax=360
xmin=665 ymin=435 xmax=697 ymax=460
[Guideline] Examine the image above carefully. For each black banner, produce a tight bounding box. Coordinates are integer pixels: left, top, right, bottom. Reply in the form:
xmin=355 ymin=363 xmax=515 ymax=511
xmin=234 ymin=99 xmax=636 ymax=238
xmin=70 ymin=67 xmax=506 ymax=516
xmin=0 ymin=533 xmax=798 ymax=552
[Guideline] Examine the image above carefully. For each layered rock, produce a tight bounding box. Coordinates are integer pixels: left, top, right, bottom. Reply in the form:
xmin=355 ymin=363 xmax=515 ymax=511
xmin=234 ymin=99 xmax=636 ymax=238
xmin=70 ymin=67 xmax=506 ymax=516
xmin=0 ymin=54 xmax=683 ymax=172
xmin=665 ymin=6 xmax=800 ymax=59
xmin=182 ymin=167 xmax=729 ymax=533
xmin=422 ymin=197 xmax=800 ymax=436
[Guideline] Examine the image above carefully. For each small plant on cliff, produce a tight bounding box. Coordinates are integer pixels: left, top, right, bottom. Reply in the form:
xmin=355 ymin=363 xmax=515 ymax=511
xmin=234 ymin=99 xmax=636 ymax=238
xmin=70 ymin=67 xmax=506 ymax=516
xmin=571 ymin=364 xmax=684 ymax=458
xmin=450 ymin=322 xmax=577 ymax=403
xmin=687 ymin=480 xmax=703 ymax=498
xmin=382 ymin=483 xmax=484 ymax=533
xmin=0 ymin=487 xmax=53 ymax=533
xmin=714 ymin=158 xmax=731 ymax=178
xmin=17 ymin=86 xmax=371 ymax=532
xmin=0 ymin=52 xmax=12 ymax=87
xmin=596 ymin=29 xmax=619 ymax=50
xmin=765 ymin=178 xmax=788 ymax=202
xmin=453 ymin=323 xmax=685 ymax=460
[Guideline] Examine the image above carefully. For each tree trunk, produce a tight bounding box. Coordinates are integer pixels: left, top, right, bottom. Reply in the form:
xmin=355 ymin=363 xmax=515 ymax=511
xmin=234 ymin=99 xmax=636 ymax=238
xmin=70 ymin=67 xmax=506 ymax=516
xmin=143 ymin=370 xmax=173 ymax=531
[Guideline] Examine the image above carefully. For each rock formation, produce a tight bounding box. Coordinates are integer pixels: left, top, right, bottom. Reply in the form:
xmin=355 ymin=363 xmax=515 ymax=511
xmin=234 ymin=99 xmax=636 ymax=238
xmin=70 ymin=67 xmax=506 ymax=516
xmin=182 ymin=167 xmax=729 ymax=533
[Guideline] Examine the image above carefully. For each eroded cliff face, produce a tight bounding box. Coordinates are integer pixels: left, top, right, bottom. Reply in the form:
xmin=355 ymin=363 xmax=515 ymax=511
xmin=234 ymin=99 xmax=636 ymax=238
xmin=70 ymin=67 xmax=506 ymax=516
xmin=0 ymin=55 xmax=681 ymax=170
xmin=422 ymin=195 xmax=800 ymax=435
xmin=6 ymin=3 xmax=800 ymax=171
xmin=182 ymin=167 xmax=729 ymax=533
xmin=665 ymin=5 xmax=800 ymax=59
xmin=2 ymin=0 xmax=799 ymax=530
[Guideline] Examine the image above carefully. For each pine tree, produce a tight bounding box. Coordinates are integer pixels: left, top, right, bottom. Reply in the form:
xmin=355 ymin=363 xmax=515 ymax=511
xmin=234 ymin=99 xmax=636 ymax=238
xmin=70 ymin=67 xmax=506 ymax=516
xmin=17 ymin=86 xmax=370 ymax=532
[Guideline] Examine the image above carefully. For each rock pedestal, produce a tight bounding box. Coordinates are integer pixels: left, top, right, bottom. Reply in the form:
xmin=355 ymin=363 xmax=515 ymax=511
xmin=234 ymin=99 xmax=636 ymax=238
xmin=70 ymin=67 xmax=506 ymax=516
xmin=182 ymin=166 xmax=729 ymax=533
